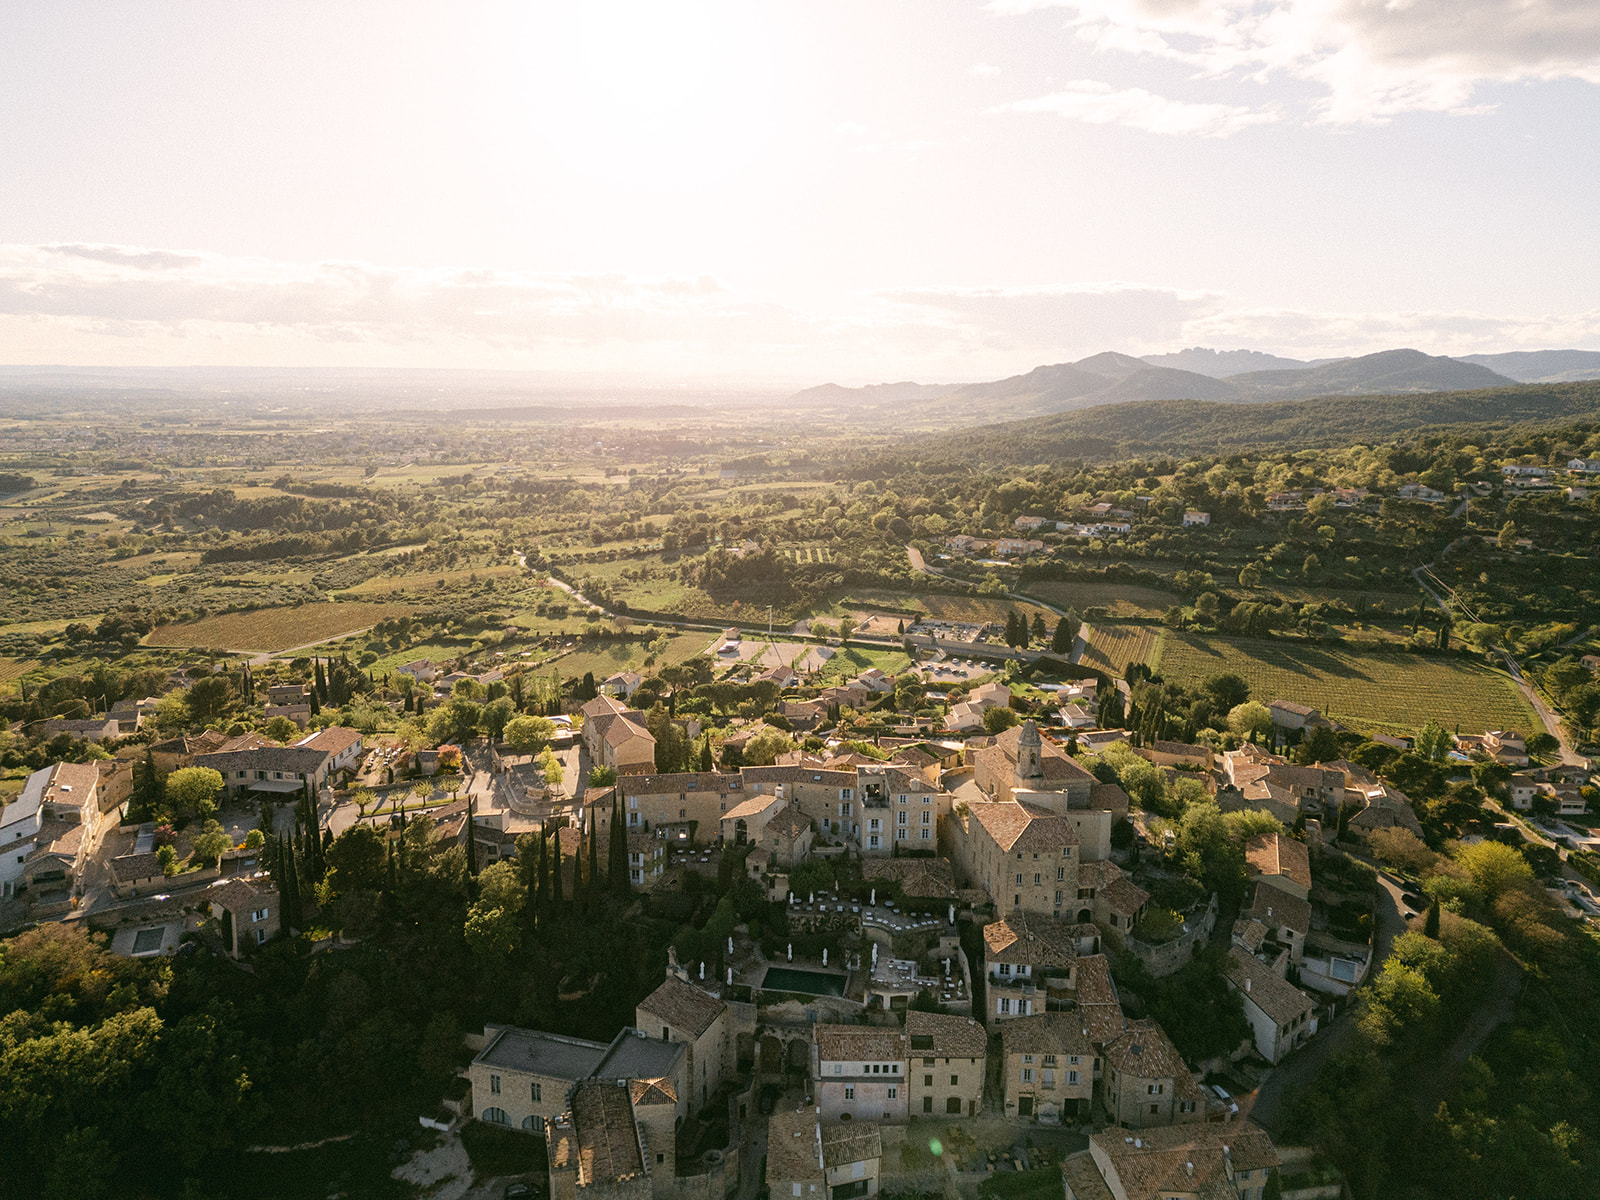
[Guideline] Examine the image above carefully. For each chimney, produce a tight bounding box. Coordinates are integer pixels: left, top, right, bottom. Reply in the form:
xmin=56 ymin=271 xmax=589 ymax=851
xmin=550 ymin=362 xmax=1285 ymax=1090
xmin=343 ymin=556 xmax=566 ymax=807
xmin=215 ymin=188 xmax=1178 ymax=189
xmin=1185 ymin=1161 xmax=1194 ymax=1177
xmin=1245 ymin=978 xmax=1252 ymax=993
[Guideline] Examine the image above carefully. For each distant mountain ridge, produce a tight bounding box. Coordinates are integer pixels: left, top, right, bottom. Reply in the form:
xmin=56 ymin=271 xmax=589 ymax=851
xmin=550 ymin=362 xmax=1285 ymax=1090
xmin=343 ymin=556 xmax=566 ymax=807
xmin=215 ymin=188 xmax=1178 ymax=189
xmin=789 ymin=347 xmax=1521 ymax=423
xmin=906 ymin=379 xmax=1600 ymax=465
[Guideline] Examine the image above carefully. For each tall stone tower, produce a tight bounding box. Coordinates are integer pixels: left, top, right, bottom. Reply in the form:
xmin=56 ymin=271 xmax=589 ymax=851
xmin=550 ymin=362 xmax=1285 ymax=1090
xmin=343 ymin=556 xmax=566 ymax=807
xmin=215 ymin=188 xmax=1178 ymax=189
xmin=1015 ymin=719 xmax=1043 ymax=783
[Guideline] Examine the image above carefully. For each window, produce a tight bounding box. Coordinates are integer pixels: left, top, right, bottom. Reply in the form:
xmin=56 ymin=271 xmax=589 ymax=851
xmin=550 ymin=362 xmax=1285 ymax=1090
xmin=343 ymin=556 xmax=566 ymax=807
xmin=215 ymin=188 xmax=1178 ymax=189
xmin=251 ymin=907 xmax=268 ymax=922
xmin=924 ymin=1074 xmax=933 ymax=1086
xmin=1042 ymin=1055 xmax=1056 ymax=1067
xmin=489 ymin=1075 xmax=501 ymax=1095
xmin=869 ymin=818 xmax=880 ymax=831
xmin=1057 ymin=866 xmax=1065 ymax=881
xmin=920 ymin=829 xmax=931 ymax=839
xmin=1068 ymin=1071 xmax=1079 ymax=1085
xmin=998 ymin=998 xmax=1011 ymax=1015
xmin=896 ymin=829 xmax=907 ymax=841
xmin=924 ymin=1096 xmax=933 ymax=1114
xmin=842 ymin=802 xmax=852 ymax=816
xmin=1015 ymin=873 xmax=1023 ymax=885
xmin=1042 ymin=1070 xmax=1055 ymax=1089
xmin=998 ymin=963 xmax=1011 ymax=976
xmin=921 ymin=811 xmax=931 ymax=825
xmin=1022 ymin=1054 xmax=1034 ymax=1064
xmin=1147 ymin=1083 xmax=1164 ymax=1095
xmin=1022 ymin=1068 xmax=1033 ymax=1082
xmin=1033 ymin=873 xmax=1041 ymax=886
xmin=842 ymin=788 xmax=853 ymax=801
xmin=532 ymin=1082 xmax=542 ymax=1102
xmin=1055 ymin=890 xmax=1063 ymax=905
xmin=844 ymin=1086 xmax=855 ymax=1100
xmin=1149 ymin=1103 xmax=1159 ymax=1115
xmin=869 ymin=835 xmax=879 ymax=848
xmin=947 ymin=1096 xmax=963 ymax=1114
xmin=522 ymin=1115 xmax=544 ymax=1132
xmin=679 ymin=808 xmax=686 ymax=818
xmin=897 ymin=811 xmax=907 ymax=826
xmin=483 ymin=1107 xmax=509 ymax=1125
xmin=950 ymin=1075 xmax=959 ymax=1086
xmin=254 ymin=929 xmax=267 ymax=944
xmin=886 ymin=1087 xmax=897 ymax=1099
xmin=792 ymin=1186 xmax=801 ymax=1198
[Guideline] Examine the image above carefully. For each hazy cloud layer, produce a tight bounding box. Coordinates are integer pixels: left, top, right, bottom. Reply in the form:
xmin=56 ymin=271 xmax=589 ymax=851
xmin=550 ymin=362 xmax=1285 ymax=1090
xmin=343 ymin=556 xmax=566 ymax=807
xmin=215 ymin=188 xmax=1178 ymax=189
xmin=990 ymin=0 xmax=1600 ymax=123
xmin=0 ymin=243 xmax=1596 ymax=380
xmin=992 ymin=80 xmax=1276 ymax=136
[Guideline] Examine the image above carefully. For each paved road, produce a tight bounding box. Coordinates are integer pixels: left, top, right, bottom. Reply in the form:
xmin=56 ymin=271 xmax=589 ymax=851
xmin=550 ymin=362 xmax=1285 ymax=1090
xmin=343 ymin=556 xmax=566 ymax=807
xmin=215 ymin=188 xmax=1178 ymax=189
xmin=1413 ymin=562 xmax=1584 ymax=766
xmin=1250 ymin=867 xmax=1409 ymax=1135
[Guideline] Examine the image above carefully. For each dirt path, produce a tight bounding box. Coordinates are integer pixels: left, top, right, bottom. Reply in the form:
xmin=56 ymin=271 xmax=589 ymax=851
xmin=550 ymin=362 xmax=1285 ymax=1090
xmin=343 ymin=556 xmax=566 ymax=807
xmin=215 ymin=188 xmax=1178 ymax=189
xmin=1409 ymin=945 xmax=1523 ymax=1117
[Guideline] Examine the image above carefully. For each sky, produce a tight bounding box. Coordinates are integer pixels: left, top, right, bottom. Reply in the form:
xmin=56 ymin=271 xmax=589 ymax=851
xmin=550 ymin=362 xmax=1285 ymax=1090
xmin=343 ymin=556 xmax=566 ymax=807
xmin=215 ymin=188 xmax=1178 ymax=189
xmin=1 ymin=0 xmax=1598 ymax=385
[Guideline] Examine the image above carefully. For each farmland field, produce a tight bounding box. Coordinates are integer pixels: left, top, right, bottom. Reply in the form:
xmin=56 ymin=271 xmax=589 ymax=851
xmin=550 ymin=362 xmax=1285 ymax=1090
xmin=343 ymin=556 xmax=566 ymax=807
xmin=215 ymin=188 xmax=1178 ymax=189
xmin=1078 ymin=624 xmax=1164 ymax=677
xmin=1022 ymin=580 xmax=1174 ymax=619
xmin=341 ymin=563 xmax=522 ymax=596
xmin=839 ymin=589 xmax=1056 ymax=628
xmin=146 ymin=601 xmax=414 ymax=653
xmin=1156 ymin=632 xmax=1539 ymax=737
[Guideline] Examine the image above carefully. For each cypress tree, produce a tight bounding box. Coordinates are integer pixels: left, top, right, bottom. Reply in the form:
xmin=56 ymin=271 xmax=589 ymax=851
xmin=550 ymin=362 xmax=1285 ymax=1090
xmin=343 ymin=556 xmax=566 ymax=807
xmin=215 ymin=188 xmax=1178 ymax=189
xmin=1424 ymin=897 xmax=1441 ymax=939
xmin=609 ymin=793 xmax=629 ymax=894
xmin=587 ymin=818 xmax=599 ymax=901
xmin=465 ymin=798 xmax=478 ymax=876
xmin=538 ymin=824 xmax=551 ymax=916
xmin=551 ymin=827 xmax=564 ymax=907
xmin=699 ymin=737 xmax=713 ymax=772
xmin=314 ymin=659 xmax=327 ymax=702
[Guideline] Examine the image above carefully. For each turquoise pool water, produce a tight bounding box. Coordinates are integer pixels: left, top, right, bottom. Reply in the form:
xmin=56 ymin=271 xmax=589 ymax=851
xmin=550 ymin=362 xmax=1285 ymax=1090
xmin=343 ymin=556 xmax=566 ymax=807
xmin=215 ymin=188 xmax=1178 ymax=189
xmin=760 ymin=967 xmax=847 ymax=996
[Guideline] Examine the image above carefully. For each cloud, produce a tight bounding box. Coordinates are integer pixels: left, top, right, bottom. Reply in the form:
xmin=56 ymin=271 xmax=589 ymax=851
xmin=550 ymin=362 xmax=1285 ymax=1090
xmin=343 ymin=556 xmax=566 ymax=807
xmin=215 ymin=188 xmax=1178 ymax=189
xmin=992 ymin=80 xmax=1277 ymax=136
xmin=835 ymin=120 xmax=871 ymax=137
xmin=969 ymin=61 xmax=1001 ymax=76
xmin=1 ymin=242 xmax=1595 ymax=380
xmin=987 ymin=0 xmax=1600 ymax=123
xmin=880 ymin=283 xmax=1223 ymax=351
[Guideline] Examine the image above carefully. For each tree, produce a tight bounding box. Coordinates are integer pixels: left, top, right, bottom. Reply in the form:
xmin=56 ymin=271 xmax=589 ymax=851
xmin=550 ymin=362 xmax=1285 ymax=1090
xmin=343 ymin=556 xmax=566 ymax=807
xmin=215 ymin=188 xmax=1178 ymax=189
xmin=192 ymin=819 xmax=232 ymax=866
xmin=262 ymin=715 xmax=300 ymax=743
xmin=164 ymin=767 xmax=225 ymax=825
xmin=1296 ymin=725 xmax=1341 ymax=765
xmin=185 ymin=675 xmax=235 ymax=726
xmin=157 ymin=844 xmax=178 ymax=876
xmin=1227 ymin=701 xmax=1274 ymax=743
xmin=1204 ymin=673 xmax=1250 ymax=712
xmin=130 ymin=749 xmax=164 ymax=823
xmin=1051 ymin=615 xmax=1076 ymax=654
xmin=588 ymin=764 xmax=618 ymax=788
xmin=1413 ymin=719 xmax=1451 ymax=762
xmin=323 ymin=824 xmax=387 ymax=896
xmin=1498 ymin=519 xmax=1518 ymax=550
xmin=539 ymin=748 xmax=564 ymax=787
xmin=838 ymin=617 xmax=856 ymax=645
xmin=1423 ymin=897 xmax=1441 ymax=938
xmin=1453 ymin=840 xmax=1534 ymax=906
xmin=982 ymin=705 xmax=1019 ymax=734
xmin=1030 ymin=613 xmax=1048 ymax=645
xmin=742 ymin=725 xmax=795 ymax=766
xmin=481 ymin=696 xmax=516 ymax=742
xmin=504 ymin=714 xmax=556 ymax=754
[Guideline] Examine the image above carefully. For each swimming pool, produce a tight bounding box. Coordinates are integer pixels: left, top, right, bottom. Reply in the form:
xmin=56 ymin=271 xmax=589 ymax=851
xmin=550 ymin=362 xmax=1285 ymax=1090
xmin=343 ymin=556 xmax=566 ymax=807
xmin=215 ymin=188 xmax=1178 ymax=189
xmin=760 ymin=966 xmax=847 ymax=996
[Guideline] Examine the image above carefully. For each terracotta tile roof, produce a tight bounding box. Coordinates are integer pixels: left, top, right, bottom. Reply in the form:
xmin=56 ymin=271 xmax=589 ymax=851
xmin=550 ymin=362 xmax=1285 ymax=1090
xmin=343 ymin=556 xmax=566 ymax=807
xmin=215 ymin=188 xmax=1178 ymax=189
xmin=1245 ymin=833 xmax=1312 ymax=892
xmin=111 ymin=851 xmax=164 ymax=882
xmin=616 ymin=770 xmax=746 ymax=796
xmin=970 ymin=800 xmax=1079 ymax=853
xmin=765 ymin=1109 xmax=823 ymax=1183
xmin=1231 ymin=918 xmax=1269 ymax=952
xmin=1146 ymin=740 xmax=1209 ymax=757
xmin=1072 ymin=954 xmax=1125 ymax=1044
xmin=206 ymin=876 xmax=275 ymax=914
xmin=904 ymin=1011 xmax=987 ymax=1058
xmin=763 ymin=803 xmax=812 ymax=842
xmin=820 ymin=1121 xmax=882 ymax=1169
xmin=1001 ymin=1012 xmax=1094 ymax=1058
xmin=1088 ymin=782 xmax=1130 ymax=814
xmin=1103 ymin=1018 xmax=1191 ymax=1082
xmin=1226 ymin=949 xmax=1316 ymax=1027
xmin=983 ymin=911 xmax=1080 ymax=968
xmin=1060 ymin=1152 xmax=1116 ymax=1200
xmin=814 ymin=1024 xmax=906 ymax=1063
xmin=637 ymin=975 xmax=726 ymax=1039
xmin=1099 ymin=874 xmax=1150 ymax=917
xmin=299 ymin=725 xmax=362 ymax=755
xmin=1092 ymin=1124 xmax=1280 ymax=1200
xmin=861 ymin=856 xmax=956 ymax=899
xmin=738 ymin=766 xmax=855 ymax=787
xmin=569 ymin=1080 xmax=644 ymax=1185
xmin=629 ymin=1077 xmax=677 ymax=1106
xmin=1247 ymin=883 xmax=1310 ymax=937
